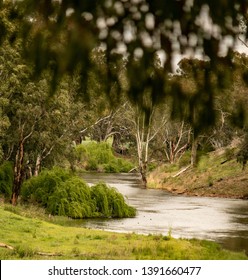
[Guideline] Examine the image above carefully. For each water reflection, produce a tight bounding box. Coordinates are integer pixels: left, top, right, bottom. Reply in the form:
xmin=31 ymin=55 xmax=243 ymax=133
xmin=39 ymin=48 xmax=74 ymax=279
xmin=81 ymin=173 xmax=248 ymax=254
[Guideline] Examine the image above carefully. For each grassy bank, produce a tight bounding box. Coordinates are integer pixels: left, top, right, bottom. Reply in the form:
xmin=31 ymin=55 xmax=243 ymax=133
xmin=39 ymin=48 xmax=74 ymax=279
xmin=0 ymin=204 xmax=247 ymax=260
xmin=148 ymin=149 xmax=248 ymax=199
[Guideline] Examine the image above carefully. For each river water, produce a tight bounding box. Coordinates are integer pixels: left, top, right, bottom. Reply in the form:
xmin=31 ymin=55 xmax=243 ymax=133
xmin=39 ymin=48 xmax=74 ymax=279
xmin=80 ymin=173 xmax=248 ymax=254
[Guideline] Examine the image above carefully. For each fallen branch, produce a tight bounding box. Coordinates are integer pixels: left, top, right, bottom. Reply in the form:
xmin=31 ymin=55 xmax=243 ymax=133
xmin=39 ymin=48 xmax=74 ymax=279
xmin=172 ymin=165 xmax=191 ymax=178
xmin=0 ymin=242 xmax=14 ymax=250
xmin=36 ymin=252 xmax=63 ymax=257
xmin=0 ymin=242 xmax=62 ymax=256
xmin=128 ymin=166 xmax=138 ymax=173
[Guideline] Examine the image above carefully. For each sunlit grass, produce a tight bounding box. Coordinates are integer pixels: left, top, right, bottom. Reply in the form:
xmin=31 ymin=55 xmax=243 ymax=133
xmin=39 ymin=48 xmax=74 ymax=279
xmin=0 ymin=204 xmax=247 ymax=260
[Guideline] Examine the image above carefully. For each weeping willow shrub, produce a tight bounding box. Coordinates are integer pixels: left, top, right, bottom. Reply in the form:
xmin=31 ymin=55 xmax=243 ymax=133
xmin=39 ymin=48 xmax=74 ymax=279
xmin=110 ymin=188 xmax=136 ymax=218
xmin=21 ymin=167 xmax=71 ymax=206
xmin=47 ymin=177 xmax=95 ymax=218
xmin=75 ymin=141 xmax=134 ymax=172
xmin=91 ymin=183 xmax=136 ymax=218
xmin=90 ymin=183 xmax=111 ymax=217
xmin=103 ymin=159 xmax=134 ymax=173
xmin=0 ymin=161 xmax=13 ymax=200
xmin=21 ymin=167 xmax=136 ymax=219
xmin=75 ymin=141 xmax=112 ymax=164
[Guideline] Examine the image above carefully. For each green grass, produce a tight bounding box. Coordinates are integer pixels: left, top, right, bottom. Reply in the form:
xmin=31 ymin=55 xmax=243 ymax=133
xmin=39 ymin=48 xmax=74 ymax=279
xmin=0 ymin=204 xmax=247 ymax=260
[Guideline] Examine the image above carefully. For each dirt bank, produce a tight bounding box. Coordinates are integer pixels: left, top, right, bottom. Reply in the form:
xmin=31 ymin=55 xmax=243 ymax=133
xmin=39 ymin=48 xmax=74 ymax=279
xmin=148 ymin=152 xmax=248 ymax=199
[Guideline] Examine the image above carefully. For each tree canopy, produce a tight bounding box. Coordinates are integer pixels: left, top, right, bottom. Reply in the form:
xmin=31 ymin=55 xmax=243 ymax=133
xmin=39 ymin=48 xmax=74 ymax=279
xmin=1 ymin=0 xmax=246 ymax=132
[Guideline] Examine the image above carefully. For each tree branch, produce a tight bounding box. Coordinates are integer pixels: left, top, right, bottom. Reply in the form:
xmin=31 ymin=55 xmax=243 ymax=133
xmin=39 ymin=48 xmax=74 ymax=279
xmin=238 ymin=36 xmax=248 ymax=49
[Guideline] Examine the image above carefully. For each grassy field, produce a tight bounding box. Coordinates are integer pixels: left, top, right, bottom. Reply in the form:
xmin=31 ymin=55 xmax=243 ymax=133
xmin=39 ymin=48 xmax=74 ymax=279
xmin=0 ymin=204 xmax=247 ymax=260
xmin=148 ymin=149 xmax=248 ymax=199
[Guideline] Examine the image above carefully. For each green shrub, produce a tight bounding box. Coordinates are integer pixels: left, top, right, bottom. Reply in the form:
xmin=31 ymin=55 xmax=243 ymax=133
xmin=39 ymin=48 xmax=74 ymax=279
xmin=91 ymin=183 xmax=136 ymax=218
xmin=103 ymin=161 xmax=120 ymax=173
xmin=75 ymin=141 xmax=113 ymax=165
xmin=90 ymin=183 xmax=111 ymax=217
xmin=21 ymin=167 xmax=136 ymax=219
xmin=225 ymin=148 xmax=235 ymax=161
xmin=0 ymin=161 xmax=14 ymax=199
xmin=21 ymin=167 xmax=71 ymax=205
xmin=207 ymin=175 xmax=214 ymax=187
xmin=75 ymin=141 xmax=134 ymax=172
xmin=116 ymin=158 xmax=134 ymax=173
xmin=85 ymin=158 xmax=98 ymax=171
xmin=148 ymin=162 xmax=157 ymax=172
xmin=178 ymin=151 xmax=191 ymax=168
xmin=47 ymin=177 xmax=95 ymax=218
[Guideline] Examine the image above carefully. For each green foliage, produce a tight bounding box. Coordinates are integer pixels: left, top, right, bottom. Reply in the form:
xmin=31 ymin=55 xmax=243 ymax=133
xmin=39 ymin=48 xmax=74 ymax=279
xmin=90 ymin=183 xmax=111 ymax=217
xmin=178 ymin=151 xmax=191 ymax=168
xmin=21 ymin=167 xmax=136 ymax=219
xmin=207 ymin=175 xmax=214 ymax=187
xmin=103 ymin=158 xmax=133 ymax=173
xmin=21 ymin=167 xmax=71 ymax=206
xmin=0 ymin=161 xmax=13 ymax=199
xmin=76 ymin=141 xmax=112 ymax=164
xmin=225 ymin=148 xmax=235 ymax=161
xmin=237 ymin=134 xmax=248 ymax=170
xmin=148 ymin=162 xmax=157 ymax=172
xmin=47 ymin=177 xmax=94 ymax=219
xmin=75 ymin=141 xmax=134 ymax=173
xmin=14 ymin=245 xmax=37 ymax=258
xmin=91 ymin=183 xmax=136 ymax=218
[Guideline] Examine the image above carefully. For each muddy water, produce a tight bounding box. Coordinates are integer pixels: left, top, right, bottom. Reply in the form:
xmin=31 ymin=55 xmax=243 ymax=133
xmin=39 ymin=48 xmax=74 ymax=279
xmin=81 ymin=173 xmax=248 ymax=254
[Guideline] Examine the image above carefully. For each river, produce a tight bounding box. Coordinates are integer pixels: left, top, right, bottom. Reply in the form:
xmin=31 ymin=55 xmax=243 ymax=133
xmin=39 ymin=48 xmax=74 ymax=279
xmin=80 ymin=173 xmax=248 ymax=254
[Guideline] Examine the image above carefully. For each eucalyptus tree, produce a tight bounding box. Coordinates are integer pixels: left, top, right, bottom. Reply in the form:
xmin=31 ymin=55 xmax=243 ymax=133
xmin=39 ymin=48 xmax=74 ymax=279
xmin=4 ymin=75 xmax=86 ymax=205
xmin=171 ymin=53 xmax=248 ymax=167
xmin=0 ymin=37 xmax=86 ymax=205
xmin=157 ymin=120 xmax=191 ymax=164
xmin=0 ymin=97 xmax=9 ymax=162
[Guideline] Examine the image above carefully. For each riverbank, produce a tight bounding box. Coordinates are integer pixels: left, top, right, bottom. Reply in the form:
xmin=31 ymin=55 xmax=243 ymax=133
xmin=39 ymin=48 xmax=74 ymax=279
xmin=148 ymin=149 xmax=248 ymax=199
xmin=0 ymin=204 xmax=247 ymax=260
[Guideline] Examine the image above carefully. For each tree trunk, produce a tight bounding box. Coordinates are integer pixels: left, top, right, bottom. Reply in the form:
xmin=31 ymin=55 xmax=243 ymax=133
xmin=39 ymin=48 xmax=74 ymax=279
xmin=34 ymin=154 xmax=42 ymax=176
xmin=136 ymin=129 xmax=148 ymax=188
xmin=139 ymin=161 xmax=147 ymax=188
xmin=11 ymin=141 xmax=25 ymax=205
xmin=191 ymin=137 xmax=198 ymax=167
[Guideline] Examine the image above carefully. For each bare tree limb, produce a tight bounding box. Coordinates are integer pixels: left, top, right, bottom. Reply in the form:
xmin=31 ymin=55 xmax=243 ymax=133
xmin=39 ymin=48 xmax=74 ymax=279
xmin=238 ymin=36 xmax=248 ymax=49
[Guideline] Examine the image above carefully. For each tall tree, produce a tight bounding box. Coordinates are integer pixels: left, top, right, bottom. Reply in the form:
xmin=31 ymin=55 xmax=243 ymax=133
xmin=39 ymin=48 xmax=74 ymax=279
xmin=0 ymin=36 xmax=86 ymax=204
xmin=159 ymin=120 xmax=191 ymax=164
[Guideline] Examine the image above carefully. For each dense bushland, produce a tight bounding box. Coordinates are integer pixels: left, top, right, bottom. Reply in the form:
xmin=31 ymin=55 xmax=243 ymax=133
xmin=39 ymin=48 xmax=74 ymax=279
xmin=21 ymin=167 xmax=136 ymax=218
xmin=75 ymin=141 xmax=134 ymax=173
xmin=0 ymin=161 xmax=13 ymax=200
